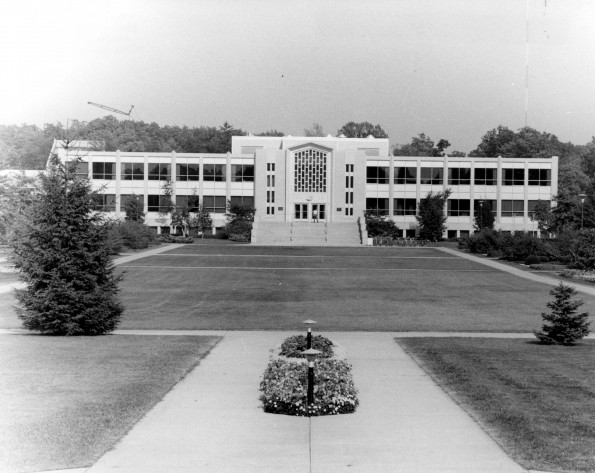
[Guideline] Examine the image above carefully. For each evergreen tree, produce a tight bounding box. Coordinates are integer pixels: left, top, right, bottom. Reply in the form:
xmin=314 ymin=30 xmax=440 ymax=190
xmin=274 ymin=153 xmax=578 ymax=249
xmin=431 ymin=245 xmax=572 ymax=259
xmin=416 ymin=190 xmax=451 ymax=241
xmin=11 ymin=157 xmax=123 ymax=335
xmin=534 ymin=283 xmax=590 ymax=345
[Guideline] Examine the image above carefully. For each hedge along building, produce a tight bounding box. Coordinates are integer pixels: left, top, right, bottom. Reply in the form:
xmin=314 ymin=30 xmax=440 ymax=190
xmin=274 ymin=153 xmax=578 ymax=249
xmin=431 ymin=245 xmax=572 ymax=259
xmin=50 ymin=136 xmax=558 ymax=244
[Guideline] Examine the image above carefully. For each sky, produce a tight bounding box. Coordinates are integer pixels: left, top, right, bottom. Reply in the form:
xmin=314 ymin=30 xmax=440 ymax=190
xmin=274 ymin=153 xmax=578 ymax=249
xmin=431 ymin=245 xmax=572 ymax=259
xmin=1 ymin=0 xmax=594 ymax=153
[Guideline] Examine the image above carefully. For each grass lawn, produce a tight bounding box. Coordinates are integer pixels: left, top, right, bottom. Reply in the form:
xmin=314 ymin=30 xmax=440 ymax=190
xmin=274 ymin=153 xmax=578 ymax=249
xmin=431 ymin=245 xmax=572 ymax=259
xmin=4 ymin=244 xmax=595 ymax=332
xmin=0 ymin=334 xmax=220 ymax=473
xmin=397 ymin=337 xmax=595 ymax=472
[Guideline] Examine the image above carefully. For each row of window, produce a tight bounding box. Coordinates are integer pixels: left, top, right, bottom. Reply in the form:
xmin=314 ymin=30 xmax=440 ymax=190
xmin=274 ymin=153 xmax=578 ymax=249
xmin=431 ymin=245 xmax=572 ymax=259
xmin=86 ymin=162 xmax=254 ymax=182
xmin=368 ymin=167 xmax=551 ymax=186
xmin=366 ymin=198 xmax=546 ymax=217
xmin=93 ymin=195 xmax=254 ymax=214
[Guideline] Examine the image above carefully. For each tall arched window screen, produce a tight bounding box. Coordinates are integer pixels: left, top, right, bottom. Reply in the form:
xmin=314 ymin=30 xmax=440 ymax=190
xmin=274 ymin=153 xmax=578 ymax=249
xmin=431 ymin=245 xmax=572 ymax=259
xmin=294 ymin=148 xmax=327 ymax=192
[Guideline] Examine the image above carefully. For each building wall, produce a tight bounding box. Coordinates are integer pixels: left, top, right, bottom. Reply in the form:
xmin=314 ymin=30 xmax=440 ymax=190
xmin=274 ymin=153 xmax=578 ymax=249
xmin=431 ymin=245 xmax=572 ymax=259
xmin=52 ymin=137 xmax=558 ymax=238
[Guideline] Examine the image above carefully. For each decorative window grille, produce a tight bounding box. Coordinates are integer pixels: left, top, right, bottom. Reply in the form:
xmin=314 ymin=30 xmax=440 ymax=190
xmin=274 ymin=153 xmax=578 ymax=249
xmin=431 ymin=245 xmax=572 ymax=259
xmin=294 ymin=148 xmax=327 ymax=193
xmin=266 ymin=162 xmax=275 ymax=215
xmin=345 ymin=164 xmax=354 ymax=216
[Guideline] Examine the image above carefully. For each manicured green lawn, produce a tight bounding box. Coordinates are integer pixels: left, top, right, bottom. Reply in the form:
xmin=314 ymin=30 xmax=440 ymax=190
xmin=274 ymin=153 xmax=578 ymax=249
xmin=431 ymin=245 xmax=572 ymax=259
xmin=397 ymin=337 xmax=595 ymax=472
xmin=3 ymin=244 xmax=595 ymax=331
xmin=0 ymin=334 xmax=220 ymax=473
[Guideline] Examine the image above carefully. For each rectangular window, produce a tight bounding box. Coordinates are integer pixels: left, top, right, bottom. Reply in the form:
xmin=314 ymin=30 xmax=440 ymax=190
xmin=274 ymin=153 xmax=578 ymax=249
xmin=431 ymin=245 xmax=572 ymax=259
xmin=92 ymin=162 xmax=115 ymax=179
xmin=502 ymin=168 xmax=524 ymax=186
xmin=76 ymin=162 xmax=89 ymax=178
xmin=448 ymin=168 xmax=471 ymax=185
xmin=365 ymin=198 xmax=389 ymax=215
xmin=148 ymin=195 xmax=172 ymax=212
xmin=447 ymin=199 xmax=471 ymax=216
xmin=528 ymin=200 xmax=551 ymax=216
xmin=501 ymin=200 xmax=524 ymax=217
xmin=231 ymin=164 xmax=254 ymax=182
xmin=230 ymin=195 xmax=255 ymax=207
xmin=394 ymin=167 xmax=417 ymax=185
xmin=202 ymin=195 xmax=226 ymax=213
xmin=393 ymin=198 xmax=417 ymax=216
xmin=175 ymin=195 xmax=200 ymax=212
xmin=148 ymin=163 xmax=170 ymax=181
xmin=176 ymin=163 xmax=199 ymax=181
xmin=92 ymin=194 xmax=116 ymax=211
xmin=420 ymin=167 xmax=443 ymax=185
xmin=121 ymin=163 xmax=144 ymax=180
xmin=473 ymin=200 xmax=497 ymax=216
xmin=203 ymin=164 xmax=226 ymax=182
xmin=474 ymin=168 xmax=497 ymax=186
xmin=366 ymin=166 xmax=390 ymax=184
xmin=528 ymin=169 xmax=551 ymax=186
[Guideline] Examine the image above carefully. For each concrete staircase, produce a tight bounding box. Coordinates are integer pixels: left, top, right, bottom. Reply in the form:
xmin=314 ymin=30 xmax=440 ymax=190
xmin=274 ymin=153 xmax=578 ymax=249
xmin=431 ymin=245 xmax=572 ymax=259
xmin=291 ymin=222 xmax=326 ymax=245
xmin=252 ymin=221 xmax=362 ymax=246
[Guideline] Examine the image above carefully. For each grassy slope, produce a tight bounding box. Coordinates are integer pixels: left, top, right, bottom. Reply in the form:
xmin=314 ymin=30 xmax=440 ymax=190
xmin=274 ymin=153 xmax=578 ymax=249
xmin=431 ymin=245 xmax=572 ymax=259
xmin=398 ymin=337 xmax=595 ymax=473
xmin=0 ymin=334 xmax=220 ymax=473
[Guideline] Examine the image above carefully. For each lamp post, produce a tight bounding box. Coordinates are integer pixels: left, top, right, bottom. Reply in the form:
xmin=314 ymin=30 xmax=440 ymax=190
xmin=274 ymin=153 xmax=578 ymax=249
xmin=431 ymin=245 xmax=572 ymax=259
xmin=302 ymin=319 xmax=317 ymax=349
xmin=579 ymin=194 xmax=587 ymax=229
xmin=479 ymin=200 xmax=484 ymax=230
xmin=303 ymin=348 xmax=321 ymax=406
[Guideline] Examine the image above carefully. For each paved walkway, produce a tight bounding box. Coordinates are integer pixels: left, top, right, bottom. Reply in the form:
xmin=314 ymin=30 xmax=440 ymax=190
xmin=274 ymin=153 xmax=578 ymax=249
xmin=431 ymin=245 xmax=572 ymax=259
xmin=438 ymin=247 xmax=595 ymax=297
xmin=85 ymin=331 xmax=529 ymax=473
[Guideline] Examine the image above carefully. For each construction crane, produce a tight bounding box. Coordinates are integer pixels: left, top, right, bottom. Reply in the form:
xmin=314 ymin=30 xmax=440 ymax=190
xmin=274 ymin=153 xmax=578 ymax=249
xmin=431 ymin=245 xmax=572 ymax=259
xmin=88 ymin=101 xmax=134 ymax=116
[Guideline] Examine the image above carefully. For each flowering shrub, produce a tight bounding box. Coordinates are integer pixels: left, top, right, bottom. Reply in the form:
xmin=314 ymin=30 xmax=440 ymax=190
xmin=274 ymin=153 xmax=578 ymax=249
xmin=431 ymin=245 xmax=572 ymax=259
xmin=260 ymin=358 xmax=358 ymax=416
xmin=560 ymin=269 xmax=595 ymax=283
xmin=159 ymin=235 xmax=193 ymax=244
xmin=279 ymin=335 xmax=334 ymax=359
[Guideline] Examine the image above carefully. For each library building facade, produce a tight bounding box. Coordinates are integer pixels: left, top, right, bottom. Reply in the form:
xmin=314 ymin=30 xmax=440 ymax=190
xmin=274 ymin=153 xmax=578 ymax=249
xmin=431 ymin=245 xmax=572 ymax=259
xmin=52 ymin=135 xmax=558 ymax=245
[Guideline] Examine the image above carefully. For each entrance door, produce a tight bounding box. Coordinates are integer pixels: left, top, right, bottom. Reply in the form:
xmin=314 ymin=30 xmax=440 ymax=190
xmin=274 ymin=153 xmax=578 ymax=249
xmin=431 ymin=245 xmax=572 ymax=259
xmin=312 ymin=204 xmax=326 ymax=222
xmin=294 ymin=203 xmax=308 ymax=220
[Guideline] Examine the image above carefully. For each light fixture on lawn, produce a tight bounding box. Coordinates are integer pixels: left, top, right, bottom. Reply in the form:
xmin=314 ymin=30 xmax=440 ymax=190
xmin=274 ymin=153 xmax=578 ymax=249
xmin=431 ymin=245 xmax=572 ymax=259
xmin=302 ymin=319 xmax=317 ymax=349
xmin=303 ymin=348 xmax=321 ymax=406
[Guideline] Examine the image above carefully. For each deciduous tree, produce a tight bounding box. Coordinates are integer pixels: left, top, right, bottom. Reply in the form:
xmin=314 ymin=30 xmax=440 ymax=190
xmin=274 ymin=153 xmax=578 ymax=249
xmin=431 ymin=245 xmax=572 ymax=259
xmin=337 ymin=122 xmax=388 ymax=139
xmin=416 ymin=189 xmax=451 ymax=241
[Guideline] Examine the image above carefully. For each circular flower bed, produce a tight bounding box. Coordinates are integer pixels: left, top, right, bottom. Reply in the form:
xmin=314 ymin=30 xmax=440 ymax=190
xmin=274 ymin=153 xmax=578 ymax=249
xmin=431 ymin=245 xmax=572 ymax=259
xmin=279 ymin=334 xmax=334 ymax=359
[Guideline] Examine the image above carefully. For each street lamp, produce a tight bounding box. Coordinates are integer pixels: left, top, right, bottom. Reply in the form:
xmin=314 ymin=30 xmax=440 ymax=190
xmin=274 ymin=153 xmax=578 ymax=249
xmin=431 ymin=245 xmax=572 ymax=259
xmin=303 ymin=348 xmax=321 ymax=406
xmin=302 ymin=319 xmax=317 ymax=349
xmin=579 ymin=194 xmax=587 ymax=229
xmin=478 ymin=200 xmax=484 ymax=231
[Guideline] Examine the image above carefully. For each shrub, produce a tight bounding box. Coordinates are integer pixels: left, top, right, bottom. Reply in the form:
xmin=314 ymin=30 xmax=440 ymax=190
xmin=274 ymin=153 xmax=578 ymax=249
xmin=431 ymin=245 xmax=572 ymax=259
xmin=279 ymin=335 xmax=334 ymax=359
xmin=118 ymin=221 xmax=156 ymax=249
xmin=225 ymin=220 xmax=253 ymax=242
xmin=560 ymin=269 xmax=595 ymax=284
xmin=569 ymin=229 xmax=595 ymax=270
xmin=502 ymin=232 xmax=544 ymax=261
xmin=539 ymin=256 xmax=550 ymax=263
xmin=364 ymin=210 xmax=400 ymax=238
xmin=525 ymin=255 xmax=540 ymax=265
xmin=159 ymin=235 xmax=193 ymax=244
xmin=259 ymin=358 xmax=358 ymax=416
xmin=534 ymin=283 xmax=590 ymax=345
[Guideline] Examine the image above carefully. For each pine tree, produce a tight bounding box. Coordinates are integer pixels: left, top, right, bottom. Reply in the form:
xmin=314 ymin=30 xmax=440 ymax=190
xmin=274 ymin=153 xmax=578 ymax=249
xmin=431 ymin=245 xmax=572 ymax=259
xmin=11 ymin=157 xmax=123 ymax=335
xmin=534 ymin=283 xmax=590 ymax=345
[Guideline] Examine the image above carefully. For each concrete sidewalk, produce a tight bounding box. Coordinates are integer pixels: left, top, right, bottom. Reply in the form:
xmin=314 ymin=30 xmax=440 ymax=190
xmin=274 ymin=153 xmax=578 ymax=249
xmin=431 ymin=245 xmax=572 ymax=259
xmin=86 ymin=332 xmax=528 ymax=473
